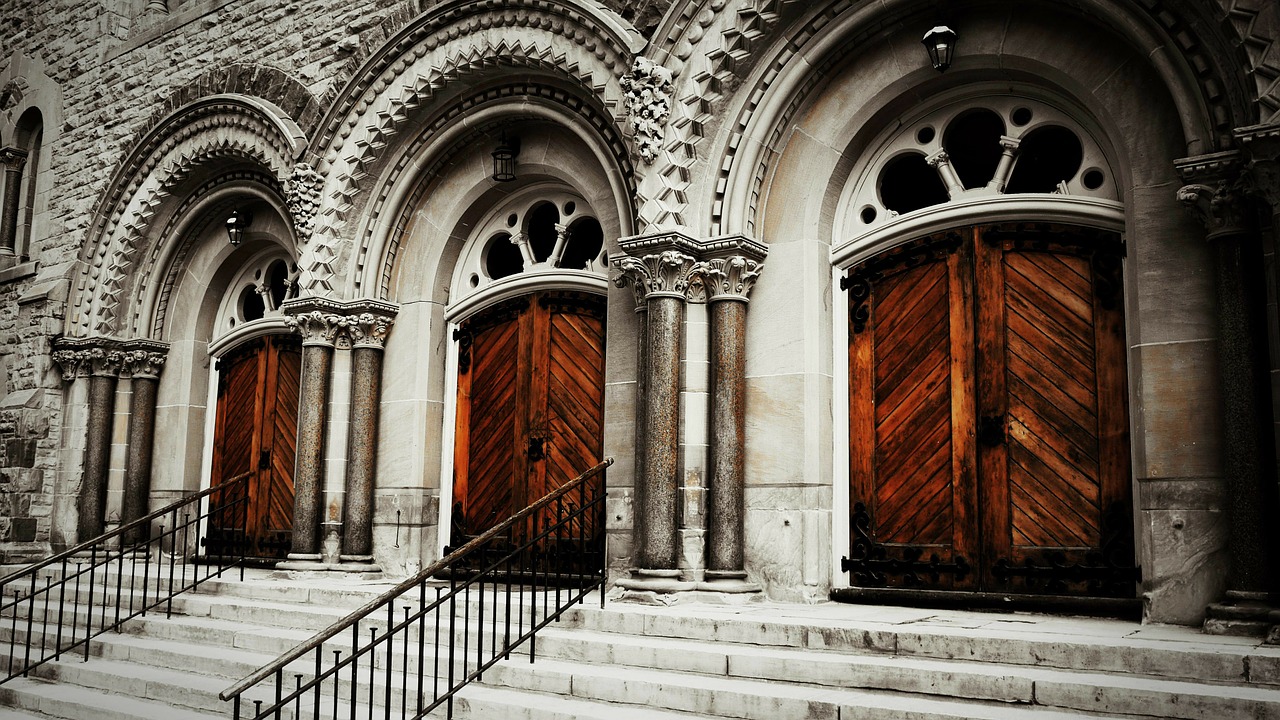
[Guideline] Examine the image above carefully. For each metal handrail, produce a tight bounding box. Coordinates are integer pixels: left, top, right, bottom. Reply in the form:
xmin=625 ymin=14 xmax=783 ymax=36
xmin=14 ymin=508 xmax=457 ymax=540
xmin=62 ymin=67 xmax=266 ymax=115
xmin=0 ymin=471 xmax=253 ymax=684
xmin=220 ymin=457 xmax=612 ymax=719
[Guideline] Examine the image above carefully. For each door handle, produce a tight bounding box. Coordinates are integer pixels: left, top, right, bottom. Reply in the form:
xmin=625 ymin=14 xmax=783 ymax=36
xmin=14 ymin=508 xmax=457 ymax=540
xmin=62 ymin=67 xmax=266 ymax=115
xmin=977 ymin=415 xmax=1006 ymax=447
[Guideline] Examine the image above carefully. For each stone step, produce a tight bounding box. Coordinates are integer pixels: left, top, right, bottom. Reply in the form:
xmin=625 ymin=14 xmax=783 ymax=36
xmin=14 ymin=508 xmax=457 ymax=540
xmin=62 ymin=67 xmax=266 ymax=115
xmin=0 ymin=675 xmax=223 ymax=720
xmin=482 ymin=657 xmax=1139 ymax=720
xmin=564 ymin=603 xmax=1280 ymax=686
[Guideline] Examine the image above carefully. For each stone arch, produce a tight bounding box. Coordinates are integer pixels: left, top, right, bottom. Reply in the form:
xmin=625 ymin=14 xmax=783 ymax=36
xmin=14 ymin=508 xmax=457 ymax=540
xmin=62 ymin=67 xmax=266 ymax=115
xmin=296 ymin=0 xmax=644 ymax=299
xmin=67 ymin=93 xmax=309 ymax=338
xmin=140 ymin=64 xmax=327 ymax=143
xmin=0 ymin=49 xmax=63 ymax=265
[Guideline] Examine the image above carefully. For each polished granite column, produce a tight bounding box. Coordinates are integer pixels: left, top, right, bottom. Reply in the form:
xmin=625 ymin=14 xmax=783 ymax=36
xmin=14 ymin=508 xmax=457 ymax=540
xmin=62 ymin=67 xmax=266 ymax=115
xmin=119 ymin=341 xmax=168 ymax=545
xmin=693 ymin=238 xmax=766 ymax=592
xmin=281 ymin=302 xmax=344 ymax=560
xmin=1178 ymin=150 xmax=1280 ymax=634
xmin=613 ymin=232 xmax=700 ymax=592
xmin=0 ymin=147 xmax=27 ymax=258
xmin=52 ymin=337 xmax=123 ymax=542
xmin=340 ymin=303 xmax=397 ymax=564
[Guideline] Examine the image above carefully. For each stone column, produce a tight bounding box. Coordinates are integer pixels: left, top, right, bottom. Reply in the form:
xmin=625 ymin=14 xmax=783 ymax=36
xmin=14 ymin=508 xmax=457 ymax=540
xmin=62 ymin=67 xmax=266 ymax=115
xmin=692 ymin=239 xmax=766 ymax=592
xmin=282 ymin=302 xmax=344 ymax=559
xmin=613 ymin=233 xmax=701 ymax=592
xmin=340 ymin=304 xmax=396 ymax=562
xmin=52 ymin=338 xmax=123 ymax=543
xmin=0 ymin=147 xmax=27 ymax=258
xmin=1178 ymin=152 xmax=1280 ymax=628
xmin=612 ymin=272 xmax=650 ymax=557
xmin=119 ymin=341 xmax=168 ymax=545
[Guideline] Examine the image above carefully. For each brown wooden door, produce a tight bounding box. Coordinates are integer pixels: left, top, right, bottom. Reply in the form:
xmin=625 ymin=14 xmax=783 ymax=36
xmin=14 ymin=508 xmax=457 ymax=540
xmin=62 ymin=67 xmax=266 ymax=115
xmin=451 ymin=291 xmax=606 ymax=548
xmin=209 ymin=334 xmax=300 ymax=559
xmin=845 ymin=224 xmax=1136 ymax=598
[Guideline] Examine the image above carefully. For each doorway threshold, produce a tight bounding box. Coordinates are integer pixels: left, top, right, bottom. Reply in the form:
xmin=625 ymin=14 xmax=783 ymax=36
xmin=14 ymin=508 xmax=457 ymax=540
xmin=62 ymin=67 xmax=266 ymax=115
xmin=832 ymin=586 xmax=1142 ymax=620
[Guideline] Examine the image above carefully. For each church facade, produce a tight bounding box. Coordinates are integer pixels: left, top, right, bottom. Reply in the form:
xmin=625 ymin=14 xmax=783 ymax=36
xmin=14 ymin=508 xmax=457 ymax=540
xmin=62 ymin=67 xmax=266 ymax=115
xmin=2 ymin=0 xmax=1279 ymax=627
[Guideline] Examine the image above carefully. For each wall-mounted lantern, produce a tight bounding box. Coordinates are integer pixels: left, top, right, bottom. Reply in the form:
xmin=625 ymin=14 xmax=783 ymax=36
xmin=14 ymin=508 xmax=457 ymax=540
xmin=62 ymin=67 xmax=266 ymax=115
xmin=922 ymin=25 xmax=958 ymax=73
xmin=492 ymin=133 xmax=520 ymax=183
xmin=225 ymin=209 xmax=252 ymax=246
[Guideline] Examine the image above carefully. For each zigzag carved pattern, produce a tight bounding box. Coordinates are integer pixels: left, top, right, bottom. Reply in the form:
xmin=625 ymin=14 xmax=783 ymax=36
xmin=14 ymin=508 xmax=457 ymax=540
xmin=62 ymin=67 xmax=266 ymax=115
xmin=1004 ymin=252 xmax=1101 ymax=549
xmin=871 ymin=263 xmax=953 ymax=547
xmin=1224 ymin=0 xmax=1280 ymax=120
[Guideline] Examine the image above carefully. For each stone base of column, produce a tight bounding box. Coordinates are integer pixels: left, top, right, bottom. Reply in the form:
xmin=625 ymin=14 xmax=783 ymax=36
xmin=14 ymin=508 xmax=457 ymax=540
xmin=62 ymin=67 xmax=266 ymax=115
xmin=615 ymin=567 xmax=697 ymax=594
xmin=696 ymin=569 xmax=761 ymax=594
xmin=1204 ymin=590 xmax=1280 ymax=642
xmin=274 ymin=552 xmax=382 ymax=577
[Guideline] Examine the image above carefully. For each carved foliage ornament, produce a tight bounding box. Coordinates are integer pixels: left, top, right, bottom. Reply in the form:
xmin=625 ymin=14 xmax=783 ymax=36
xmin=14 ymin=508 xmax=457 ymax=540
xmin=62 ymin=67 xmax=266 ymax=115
xmin=347 ymin=312 xmax=395 ymax=349
xmin=51 ymin=347 xmax=123 ymax=381
xmin=285 ymin=162 xmax=324 ymax=244
xmin=619 ymin=56 xmax=674 ymax=165
xmin=611 ymin=250 xmax=699 ymax=300
xmin=1176 ymin=180 xmax=1253 ymax=240
xmin=690 ymin=256 xmax=763 ymax=302
xmin=284 ymin=311 xmax=349 ymax=347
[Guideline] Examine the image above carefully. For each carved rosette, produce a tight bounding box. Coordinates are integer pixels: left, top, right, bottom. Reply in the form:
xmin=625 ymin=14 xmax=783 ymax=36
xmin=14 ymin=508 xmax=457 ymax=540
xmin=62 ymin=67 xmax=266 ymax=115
xmin=285 ymin=162 xmax=324 ymax=244
xmin=612 ymin=250 xmax=699 ymax=301
xmin=284 ymin=310 xmax=349 ymax=348
xmin=691 ymin=256 xmax=764 ymax=303
xmin=619 ymin=56 xmax=674 ymax=165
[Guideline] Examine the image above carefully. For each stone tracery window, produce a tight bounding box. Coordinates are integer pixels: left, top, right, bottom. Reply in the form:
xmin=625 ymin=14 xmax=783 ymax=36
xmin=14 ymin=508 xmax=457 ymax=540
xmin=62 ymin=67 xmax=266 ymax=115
xmin=849 ymin=96 xmax=1118 ymax=229
xmin=452 ymin=188 xmax=607 ymax=312
xmin=215 ymin=251 xmax=298 ymax=337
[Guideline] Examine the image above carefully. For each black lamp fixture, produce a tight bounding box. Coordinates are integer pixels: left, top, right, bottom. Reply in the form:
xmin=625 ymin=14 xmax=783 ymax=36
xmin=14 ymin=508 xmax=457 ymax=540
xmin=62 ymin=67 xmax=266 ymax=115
xmin=492 ymin=132 xmax=519 ymax=183
xmin=922 ymin=25 xmax=958 ymax=72
xmin=225 ymin=209 xmax=252 ymax=246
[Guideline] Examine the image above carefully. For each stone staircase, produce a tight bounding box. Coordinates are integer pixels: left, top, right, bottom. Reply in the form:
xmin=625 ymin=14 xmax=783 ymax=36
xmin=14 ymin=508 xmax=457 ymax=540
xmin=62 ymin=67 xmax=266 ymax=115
xmin=2 ymin=566 xmax=1280 ymax=719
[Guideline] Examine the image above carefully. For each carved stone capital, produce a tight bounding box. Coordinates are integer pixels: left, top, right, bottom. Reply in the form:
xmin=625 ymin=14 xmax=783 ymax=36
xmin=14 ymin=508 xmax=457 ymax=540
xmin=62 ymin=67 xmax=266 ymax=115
xmin=691 ymin=256 xmax=764 ymax=303
xmin=118 ymin=340 xmax=169 ymax=380
xmin=1237 ymin=123 xmax=1280 ymax=210
xmin=51 ymin=337 xmax=125 ymax=381
xmin=0 ymin=146 xmax=28 ymax=171
xmin=343 ymin=301 xmax=399 ymax=349
xmin=620 ymin=56 xmax=674 ymax=165
xmin=612 ymin=250 xmax=699 ymax=301
xmin=925 ymin=149 xmax=950 ymax=168
xmin=283 ymin=298 xmax=349 ymax=348
xmin=1175 ymin=151 xmax=1254 ymax=240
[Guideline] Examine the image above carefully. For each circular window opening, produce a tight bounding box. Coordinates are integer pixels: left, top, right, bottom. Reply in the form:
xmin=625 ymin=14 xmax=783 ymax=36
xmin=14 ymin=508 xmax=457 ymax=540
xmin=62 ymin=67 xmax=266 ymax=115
xmin=1006 ymin=125 xmax=1084 ymax=194
xmin=560 ymin=217 xmax=605 ymax=270
xmin=878 ymin=153 xmax=949 ymax=216
xmin=1082 ymin=168 xmax=1106 ymax=191
xmin=916 ymin=126 xmax=935 ymax=145
xmin=943 ymin=109 xmax=1006 ymax=189
xmin=860 ymin=206 xmax=877 ymax=224
xmin=1011 ymin=107 xmax=1033 ymax=127
xmin=564 ymin=200 xmax=576 ymax=216
xmin=484 ymin=232 xmax=523 ymax=279
xmin=506 ymin=213 xmax=518 ymax=228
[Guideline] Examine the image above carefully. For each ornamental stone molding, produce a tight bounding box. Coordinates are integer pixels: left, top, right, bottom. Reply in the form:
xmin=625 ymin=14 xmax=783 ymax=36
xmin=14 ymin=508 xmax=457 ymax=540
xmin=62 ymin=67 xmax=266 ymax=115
xmin=309 ymin=0 xmax=642 ymax=295
xmin=71 ymin=95 xmax=306 ymax=337
xmin=118 ymin=339 xmax=169 ymax=380
xmin=1176 ymin=151 xmax=1254 ymax=240
xmin=344 ymin=301 xmax=399 ymax=350
xmin=50 ymin=337 xmax=125 ymax=381
xmin=0 ymin=146 xmax=27 ymax=169
xmin=620 ymin=56 xmax=674 ymax=165
xmin=285 ymin=162 xmax=324 ymax=244
xmin=1237 ymin=123 xmax=1280 ymax=209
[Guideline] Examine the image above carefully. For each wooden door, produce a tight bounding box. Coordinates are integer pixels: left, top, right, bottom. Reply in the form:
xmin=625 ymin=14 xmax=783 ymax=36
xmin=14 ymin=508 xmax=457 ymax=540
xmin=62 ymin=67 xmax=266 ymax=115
xmin=451 ymin=291 xmax=606 ymax=548
xmin=844 ymin=224 xmax=1137 ymax=598
xmin=209 ymin=334 xmax=300 ymax=559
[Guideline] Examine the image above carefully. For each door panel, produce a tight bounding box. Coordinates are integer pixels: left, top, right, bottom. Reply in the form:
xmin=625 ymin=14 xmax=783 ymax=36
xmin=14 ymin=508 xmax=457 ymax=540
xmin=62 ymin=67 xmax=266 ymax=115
xmin=846 ymin=224 xmax=1136 ymax=599
xmin=209 ymin=335 xmax=300 ymax=559
xmin=451 ymin=291 xmax=606 ymax=555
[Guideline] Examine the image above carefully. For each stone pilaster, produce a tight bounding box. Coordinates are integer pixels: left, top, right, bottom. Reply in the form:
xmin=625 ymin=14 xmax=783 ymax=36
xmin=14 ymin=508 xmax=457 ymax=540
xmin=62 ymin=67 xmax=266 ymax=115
xmin=613 ymin=265 xmax=650 ymax=558
xmin=690 ymin=235 xmax=767 ymax=593
xmin=118 ymin=340 xmax=167 ymax=545
xmin=340 ymin=302 xmax=397 ymax=561
xmin=0 ymin=147 xmax=27 ymax=258
xmin=52 ymin=337 xmax=124 ymax=543
xmin=1177 ymin=152 xmax=1280 ymax=634
xmin=612 ymin=231 xmax=701 ymax=592
xmin=280 ymin=300 xmax=346 ymax=559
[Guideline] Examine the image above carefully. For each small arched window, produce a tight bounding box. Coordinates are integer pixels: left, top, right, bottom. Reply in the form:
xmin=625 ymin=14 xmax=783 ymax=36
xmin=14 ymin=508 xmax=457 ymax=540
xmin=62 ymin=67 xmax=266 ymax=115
xmin=1 ymin=107 xmax=43 ymax=264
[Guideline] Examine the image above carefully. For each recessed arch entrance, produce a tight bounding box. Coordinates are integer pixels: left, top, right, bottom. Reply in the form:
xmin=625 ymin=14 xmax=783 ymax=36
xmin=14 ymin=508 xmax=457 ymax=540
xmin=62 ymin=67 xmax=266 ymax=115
xmin=833 ymin=88 xmax=1140 ymax=602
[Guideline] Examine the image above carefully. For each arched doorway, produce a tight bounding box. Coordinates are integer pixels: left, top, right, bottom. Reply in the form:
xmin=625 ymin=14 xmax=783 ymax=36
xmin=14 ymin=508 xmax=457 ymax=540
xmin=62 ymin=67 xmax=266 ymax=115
xmin=446 ymin=189 xmax=608 ymax=571
xmin=836 ymin=93 xmax=1139 ymax=601
xmin=206 ymin=252 xmax=301 ymax=559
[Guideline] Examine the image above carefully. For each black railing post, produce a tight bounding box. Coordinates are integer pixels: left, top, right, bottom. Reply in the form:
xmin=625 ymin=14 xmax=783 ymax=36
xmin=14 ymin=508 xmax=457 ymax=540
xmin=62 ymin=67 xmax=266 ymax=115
xmin=85 ymin=546 xmax=96 ymax=662
xmin=55 ymin=559 xmax=67 ymax=659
